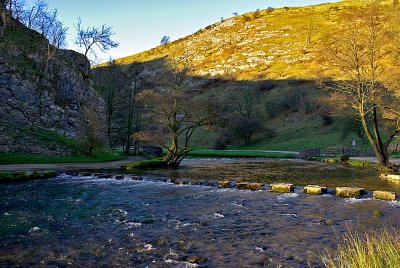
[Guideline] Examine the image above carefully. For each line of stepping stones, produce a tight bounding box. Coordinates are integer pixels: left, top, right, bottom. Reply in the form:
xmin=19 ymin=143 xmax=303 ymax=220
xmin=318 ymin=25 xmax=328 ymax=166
xmin=66 ymin=172 xmax=399 ymax=202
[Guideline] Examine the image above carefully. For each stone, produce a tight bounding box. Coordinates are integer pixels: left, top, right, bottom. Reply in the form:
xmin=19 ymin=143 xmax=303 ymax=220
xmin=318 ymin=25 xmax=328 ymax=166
xmin=0 ymin=27 xmax=107 ymax=156
xmin=237 ymin=182 xmax=262 ymax=191
xmin=336 ymin=187 xmax=365 ymax=198
xmin=373 ymin=191 xmax=396 ymax=201
xmin=303 ymin=185 xmax=327 ymax=195
xmin=218 ymin=181 xmax=231 ymax=188
xmin=380 ymin=174 xmax=400 ymax=181
xmin=270 ymin=183 xmax=294 ymax=193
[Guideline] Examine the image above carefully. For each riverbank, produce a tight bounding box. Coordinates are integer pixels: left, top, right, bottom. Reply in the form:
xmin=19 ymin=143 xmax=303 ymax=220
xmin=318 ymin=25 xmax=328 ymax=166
xmin=0 ymin=156 xmax=145 ymax=172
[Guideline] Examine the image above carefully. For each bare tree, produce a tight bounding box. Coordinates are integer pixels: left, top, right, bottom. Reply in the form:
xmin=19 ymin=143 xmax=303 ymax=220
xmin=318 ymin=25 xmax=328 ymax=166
xmin=124 ymin=62 xmax=145 ymax=155
xmin=320 ymin=1 xmax=400 ymax=168
xmin=160 ymin=35 xmax=170 ymax=45
xmin=74 ymin=18 xmax=119 ymax=63
xmin=300 ymin=8 xmax=317 ymax=48
xmin=138 ymin=56 xmax=215 ymax=168
xmin=81 ymin=103 xmax=107 ymax=156
xmin=1 ymin=0 xmax=26 ymax=35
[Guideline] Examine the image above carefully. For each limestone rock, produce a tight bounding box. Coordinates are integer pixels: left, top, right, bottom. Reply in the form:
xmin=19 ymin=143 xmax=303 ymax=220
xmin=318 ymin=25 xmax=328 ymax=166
xmin=373 ymin=191 xmax=396 ymax=201
xmin=380 ymin=174 xmax=400 ymax=181
xmin=218 ymin=181 xmax=231 ymax=188
xmin=270 ymin=183 xmax=294 ymax=193
xmin=336 ymin=187 xmax=365 ymax=198
xmin=237 ymin=182 xmax=262 ymax=191
xmin=303 ymin=185 xmax=327 ymax=195
xmin=0 ymin=25 xmax=106 ymax=155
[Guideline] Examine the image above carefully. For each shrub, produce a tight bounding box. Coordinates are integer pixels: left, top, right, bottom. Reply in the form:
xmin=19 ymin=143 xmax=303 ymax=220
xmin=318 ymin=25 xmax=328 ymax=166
xmin=258 ymin=80 xmax=276 ymax=91
xmin=340 ymin=154 xmax=349 ymax=163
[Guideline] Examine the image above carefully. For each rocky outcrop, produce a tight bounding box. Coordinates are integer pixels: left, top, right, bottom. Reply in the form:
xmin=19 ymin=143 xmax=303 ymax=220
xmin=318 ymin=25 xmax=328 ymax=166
xmin=0 ymin=23 xmax=105 ymax=155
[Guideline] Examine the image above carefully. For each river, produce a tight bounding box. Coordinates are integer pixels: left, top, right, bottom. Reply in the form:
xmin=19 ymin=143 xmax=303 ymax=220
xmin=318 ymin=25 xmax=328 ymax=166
xmin=1 ymin=159 xmax=399 ymax=267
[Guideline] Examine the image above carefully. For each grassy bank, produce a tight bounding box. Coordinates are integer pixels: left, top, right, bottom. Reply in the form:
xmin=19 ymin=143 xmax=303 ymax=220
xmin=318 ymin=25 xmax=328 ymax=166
xmin=0 ymin=152 xmax=126 ymax=165
xmin=323 ymin=228 xmax=400 ymax=268
xmin=0 ymin=170 xmax=57 ymax=183
xmin=122 ymin=159 xmax=165 ymax=170
xmin=187 ymin=150 xmax=297 ymax=159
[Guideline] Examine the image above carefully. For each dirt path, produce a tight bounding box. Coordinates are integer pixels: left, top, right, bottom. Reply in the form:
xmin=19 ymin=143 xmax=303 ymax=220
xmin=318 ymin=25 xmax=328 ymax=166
xmin=0 ymin=156 xmax=145 ymax=172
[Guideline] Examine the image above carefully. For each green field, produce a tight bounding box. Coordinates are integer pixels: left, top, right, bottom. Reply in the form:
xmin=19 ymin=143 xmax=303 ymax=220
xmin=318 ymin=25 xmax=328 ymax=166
xmin=0 ymin=152 xmax=126 ymax=165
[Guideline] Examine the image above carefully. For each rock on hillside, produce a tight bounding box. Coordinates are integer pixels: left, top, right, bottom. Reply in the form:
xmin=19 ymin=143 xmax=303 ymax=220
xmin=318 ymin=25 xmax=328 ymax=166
xmin=0 ymin=20 xmax=105 ymax=155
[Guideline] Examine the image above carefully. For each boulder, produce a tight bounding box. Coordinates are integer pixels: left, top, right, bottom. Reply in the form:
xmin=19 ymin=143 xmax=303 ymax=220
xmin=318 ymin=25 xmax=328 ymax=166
xmin=303 ymin=185 xmax=327 ymax=195
xmin=336 ymin=187 xmax=365 ymax=198
xmin=373 ymin=191 xmax=396 ymax=201
xmin=270 ymin=183 xmax=294 ymax=193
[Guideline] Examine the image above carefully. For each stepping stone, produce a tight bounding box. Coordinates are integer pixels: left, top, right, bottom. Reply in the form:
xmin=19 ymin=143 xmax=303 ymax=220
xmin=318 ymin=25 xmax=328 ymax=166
xmin=336 ymin=187 xmax=365 ymax=198
xmin=373 ymin=191 xmax=396 ymax=201
xmin=237 ymin=182 xmax=262 ymax=191
xmin=380 ymin=174 xmax=400 ymax=181
xmin=270 ymin=183 xmax=294 ymax=193
xmin=303 ymin=185 xmax=327 ymax=195
xmin=218 ymin=181 xmax=230 ymax=188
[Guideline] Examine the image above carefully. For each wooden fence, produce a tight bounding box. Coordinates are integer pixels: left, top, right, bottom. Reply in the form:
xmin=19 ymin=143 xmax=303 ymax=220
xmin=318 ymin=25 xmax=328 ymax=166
xmin=299 ymin=148 xmax=375 ymax=158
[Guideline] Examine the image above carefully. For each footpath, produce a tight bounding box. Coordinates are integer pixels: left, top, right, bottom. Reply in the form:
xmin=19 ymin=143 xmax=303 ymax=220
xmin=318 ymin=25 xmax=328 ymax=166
xmin=0 ymin=156 xmax=144 ymax=172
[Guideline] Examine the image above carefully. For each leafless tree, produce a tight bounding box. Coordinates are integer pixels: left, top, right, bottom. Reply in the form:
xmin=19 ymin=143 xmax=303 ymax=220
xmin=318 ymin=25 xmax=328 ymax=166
xmin=138 ymin=56 xmax=216 ymax=168
xmin=320 ymin=1 xmax=400 ymax=168
xmin=74 ymin=17 xmax=119 ymax=63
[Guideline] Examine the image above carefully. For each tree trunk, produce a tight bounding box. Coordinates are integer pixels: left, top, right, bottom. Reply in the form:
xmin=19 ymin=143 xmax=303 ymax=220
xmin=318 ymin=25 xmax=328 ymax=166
xmin=163 ymin=136 xmax=187 ymax=168
xmin=359 ymin=106 xmax=390 ymax=167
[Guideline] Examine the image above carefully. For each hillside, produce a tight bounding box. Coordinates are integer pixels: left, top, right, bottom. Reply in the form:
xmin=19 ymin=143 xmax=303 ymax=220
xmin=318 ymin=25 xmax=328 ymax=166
xmin=95 ymin=0 xmax=398 ymax=151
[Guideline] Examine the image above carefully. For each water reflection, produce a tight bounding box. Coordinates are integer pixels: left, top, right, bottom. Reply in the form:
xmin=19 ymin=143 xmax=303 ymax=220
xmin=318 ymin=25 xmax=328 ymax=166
xmin=142 ymin=158 xmax=399 ymax=192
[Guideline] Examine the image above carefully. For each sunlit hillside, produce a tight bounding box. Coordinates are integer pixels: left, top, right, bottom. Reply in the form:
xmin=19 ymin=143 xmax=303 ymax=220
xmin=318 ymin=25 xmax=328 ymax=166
xmin=95 ymin=0 xmax=399 ymax=151
xmin=109 ymin=0 xmax=379 ymax=79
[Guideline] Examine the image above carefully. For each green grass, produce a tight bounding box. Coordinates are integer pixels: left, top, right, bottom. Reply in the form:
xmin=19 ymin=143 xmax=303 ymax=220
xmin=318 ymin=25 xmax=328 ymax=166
xmin=391 ymin=152 xmax=400 ymax=158
xmin=347 ymin=159 xmax=376 ymax=168
xmin=122 ymin=159 xmax=165 ymax=170
xmin=0 ymin=152 xmax=126 ymax=165
xmin=187 ymin=150 xmax=297 ymax=159
xmin=323 ymin=228 xmax=400 ymax=268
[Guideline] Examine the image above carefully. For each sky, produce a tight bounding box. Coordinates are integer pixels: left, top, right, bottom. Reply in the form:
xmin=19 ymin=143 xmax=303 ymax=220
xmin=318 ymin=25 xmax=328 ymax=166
xmin=29 ymin=0 xmax=334 ymax=62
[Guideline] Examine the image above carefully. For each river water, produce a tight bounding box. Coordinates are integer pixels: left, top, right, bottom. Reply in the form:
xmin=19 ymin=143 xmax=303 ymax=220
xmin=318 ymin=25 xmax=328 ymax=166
xmin=1 ymin=159 xmax=399 ymax=267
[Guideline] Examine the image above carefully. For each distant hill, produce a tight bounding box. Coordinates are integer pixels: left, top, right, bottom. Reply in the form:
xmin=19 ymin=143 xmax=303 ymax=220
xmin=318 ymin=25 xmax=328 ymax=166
xmin=95 ymin=0 xmax=397 ymax=151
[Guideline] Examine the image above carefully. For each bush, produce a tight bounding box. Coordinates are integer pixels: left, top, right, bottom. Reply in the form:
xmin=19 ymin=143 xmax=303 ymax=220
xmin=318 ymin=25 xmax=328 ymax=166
xmin=320 ymin=115 xmax=334 ymax=126
xmin=340 ymin=154 xmax=349 ymax=163
xmin=258 ymin=80 xmax=276 ymax=91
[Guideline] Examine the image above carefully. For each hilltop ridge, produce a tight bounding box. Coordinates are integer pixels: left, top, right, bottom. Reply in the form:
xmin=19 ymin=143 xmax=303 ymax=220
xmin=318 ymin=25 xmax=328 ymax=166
xmin=107 ymin=0 xmax=369 ymax=80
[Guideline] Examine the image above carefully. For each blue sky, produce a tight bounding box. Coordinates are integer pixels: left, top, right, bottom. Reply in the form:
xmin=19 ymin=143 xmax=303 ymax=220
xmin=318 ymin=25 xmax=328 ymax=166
xmin=33 ymin=1 xmax=334 ymax=61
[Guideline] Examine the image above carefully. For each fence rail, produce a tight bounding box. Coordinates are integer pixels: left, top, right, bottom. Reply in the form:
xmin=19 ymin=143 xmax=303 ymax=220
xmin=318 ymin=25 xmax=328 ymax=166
xmin=299 ymin=148 xmax=375 ymax=158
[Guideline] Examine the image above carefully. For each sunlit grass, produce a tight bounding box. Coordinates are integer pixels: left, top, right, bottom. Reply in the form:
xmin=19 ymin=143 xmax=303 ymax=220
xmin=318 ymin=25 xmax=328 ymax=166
xmin=323 ymin=228 xmax=400 ymax=268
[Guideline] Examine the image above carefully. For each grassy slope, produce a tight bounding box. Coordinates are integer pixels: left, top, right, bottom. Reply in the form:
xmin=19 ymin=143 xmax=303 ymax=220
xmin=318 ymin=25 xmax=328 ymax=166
xmin=99 ymin=0 xmax=396 ymax=151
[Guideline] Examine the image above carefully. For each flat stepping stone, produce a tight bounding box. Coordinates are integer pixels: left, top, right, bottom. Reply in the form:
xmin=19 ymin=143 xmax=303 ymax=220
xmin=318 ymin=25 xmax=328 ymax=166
xmin=336 ymin=187 xmax=365 ymax=198
xmin=373 ymin=191 xmax=396 ymax=201
xmin=303 ymin=185 xmax=327 ymax=195
xmin=218 ymin=181 xmax=231 ymax=188
xmin=380 ymin=174 xmax=400 ymax=181
xmin=237 ymin=182 xmax=262 ymax=191
xmin=270 ymin=183 xmax=294 ymax=193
